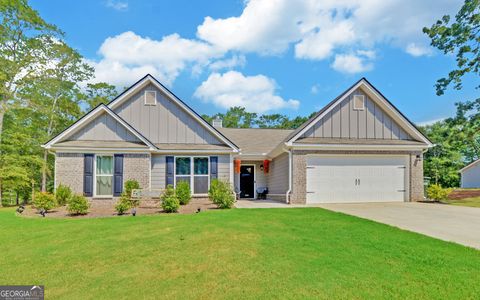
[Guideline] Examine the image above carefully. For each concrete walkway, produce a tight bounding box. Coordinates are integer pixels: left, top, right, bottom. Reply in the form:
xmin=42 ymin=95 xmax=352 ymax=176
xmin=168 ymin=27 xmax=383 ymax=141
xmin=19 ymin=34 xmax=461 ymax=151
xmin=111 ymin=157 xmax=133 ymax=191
xmin=318 ymin=202 xmax=480 ymax=249
xmin=235 ymin=199 xmax=292 ymax=208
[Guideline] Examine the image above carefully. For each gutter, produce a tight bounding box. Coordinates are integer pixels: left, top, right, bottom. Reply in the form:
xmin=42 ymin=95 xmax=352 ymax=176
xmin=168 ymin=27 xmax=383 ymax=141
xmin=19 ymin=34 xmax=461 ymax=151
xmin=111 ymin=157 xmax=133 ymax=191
xmin=283 ymin=147 xmax=293 ymax=204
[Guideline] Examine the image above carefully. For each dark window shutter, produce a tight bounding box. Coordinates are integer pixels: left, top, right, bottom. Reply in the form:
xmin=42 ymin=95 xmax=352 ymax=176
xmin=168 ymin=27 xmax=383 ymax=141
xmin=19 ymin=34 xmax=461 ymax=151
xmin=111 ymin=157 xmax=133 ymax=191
xmin=166 ymin=156 xmax=174 ymax=187
xmin=84 ymin=154 xmax=94 ymax=197
xmin=210 ymin=156 xmax=218 ymax=180
xmin=113 ymin=154 xmax=124 ymax=196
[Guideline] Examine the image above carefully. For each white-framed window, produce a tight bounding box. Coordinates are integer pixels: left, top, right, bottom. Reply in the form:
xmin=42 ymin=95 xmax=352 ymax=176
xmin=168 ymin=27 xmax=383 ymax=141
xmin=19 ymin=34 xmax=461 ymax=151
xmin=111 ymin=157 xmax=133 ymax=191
xmin=174 ymin=156 xmax=210 ymax=195
xmin=353 ymin=95 xmax=365 ymax=110
xmin=94 ymin=155 xmax=114 ymax=197
xmin=144 ymin=90 xmax=157 ymax=105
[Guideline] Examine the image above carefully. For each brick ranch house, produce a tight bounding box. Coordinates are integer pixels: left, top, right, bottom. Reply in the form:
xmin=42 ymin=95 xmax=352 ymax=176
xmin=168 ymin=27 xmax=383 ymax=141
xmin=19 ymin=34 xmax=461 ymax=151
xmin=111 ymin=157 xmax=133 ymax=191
xmin=43 ymin=74 xmax=432 ymax=204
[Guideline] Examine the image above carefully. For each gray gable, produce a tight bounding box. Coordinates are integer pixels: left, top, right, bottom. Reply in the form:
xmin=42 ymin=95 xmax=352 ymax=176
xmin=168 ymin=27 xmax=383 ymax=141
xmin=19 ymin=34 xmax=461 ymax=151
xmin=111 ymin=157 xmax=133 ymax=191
xmin=301 ymin=88 xmax=413 ymax=140
xmin=113 ymin=83 xmax=223 ymax=145
xmin=65 ymin=111 xmax=141 ymax=142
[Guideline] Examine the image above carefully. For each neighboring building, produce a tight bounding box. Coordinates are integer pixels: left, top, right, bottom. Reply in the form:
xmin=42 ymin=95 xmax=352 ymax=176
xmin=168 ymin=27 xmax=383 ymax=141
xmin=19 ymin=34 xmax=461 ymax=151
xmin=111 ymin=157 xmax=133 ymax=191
xmin=43 ymin=74 xmax=433 ymax=204
xmin=460 ymin=160 xmax=480 ymax=188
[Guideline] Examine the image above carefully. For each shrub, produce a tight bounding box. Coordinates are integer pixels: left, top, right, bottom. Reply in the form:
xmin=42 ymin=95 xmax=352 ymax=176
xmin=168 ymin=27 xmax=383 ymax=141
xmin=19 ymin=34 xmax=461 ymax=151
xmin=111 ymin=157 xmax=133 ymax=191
xmin=208 ymin=179 xmax=235 ymax=209
xmin=161 ymin=185 xmax=179 ymax=213
xmin=55 ymin=185 xmax=72 ymax=206
xmin=124 ymin=179 xmax=141 ymax=208
xmin=427 ymin=184 xmax=451 ymax=201
xmin=67 ymin=194 xmax=90 ymax=215
xmin=115 ymin=194 xmax=131 ymax=215
xmin=176 ymin=181 xmax=191 ymax=205
xmin=33 ymin=192 xmax=56 ymax=211
xmin=124 ymin=180 xmax=140 ymax=197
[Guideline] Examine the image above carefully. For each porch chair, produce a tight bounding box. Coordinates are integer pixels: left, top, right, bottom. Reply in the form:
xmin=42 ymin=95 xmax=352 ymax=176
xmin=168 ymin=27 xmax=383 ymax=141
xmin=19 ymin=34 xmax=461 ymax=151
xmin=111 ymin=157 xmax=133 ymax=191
xmin=256 ymin=187 xmax=269 ymax=200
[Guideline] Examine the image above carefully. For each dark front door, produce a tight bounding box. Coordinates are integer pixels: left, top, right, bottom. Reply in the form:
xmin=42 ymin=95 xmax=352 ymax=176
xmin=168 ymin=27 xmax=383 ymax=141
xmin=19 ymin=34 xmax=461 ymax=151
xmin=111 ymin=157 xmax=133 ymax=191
xmin=240 ymin=165 xmax=255 ymax=198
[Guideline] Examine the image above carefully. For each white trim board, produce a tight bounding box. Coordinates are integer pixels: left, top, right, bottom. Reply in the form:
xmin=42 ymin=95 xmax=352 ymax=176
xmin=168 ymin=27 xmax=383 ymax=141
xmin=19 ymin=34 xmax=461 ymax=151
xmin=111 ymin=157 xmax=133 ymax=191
xmin=286 ymin=79 xmax=433 ymax=147
xmin=291 ymin=143 xmax=428 ymax=151
xmin=42 ymin=104 xmax=157 ymax=150
xmin=107 ymin=74 xmax=239 ymax=152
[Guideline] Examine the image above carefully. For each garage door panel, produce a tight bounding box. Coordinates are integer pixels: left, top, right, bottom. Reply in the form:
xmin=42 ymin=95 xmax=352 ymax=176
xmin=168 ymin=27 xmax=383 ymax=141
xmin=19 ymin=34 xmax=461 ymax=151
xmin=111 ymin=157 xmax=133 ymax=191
xmin=306 ymin=156 xmax=407 ymax=204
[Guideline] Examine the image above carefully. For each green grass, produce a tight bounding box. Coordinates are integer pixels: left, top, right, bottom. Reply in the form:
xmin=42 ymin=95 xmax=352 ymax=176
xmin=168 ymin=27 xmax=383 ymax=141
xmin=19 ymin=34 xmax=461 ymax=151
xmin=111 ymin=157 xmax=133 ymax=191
xmin=444 ymin=197 xmax=480 ymax=207
xmin=1 ymin=207 xmax=479 ymax=299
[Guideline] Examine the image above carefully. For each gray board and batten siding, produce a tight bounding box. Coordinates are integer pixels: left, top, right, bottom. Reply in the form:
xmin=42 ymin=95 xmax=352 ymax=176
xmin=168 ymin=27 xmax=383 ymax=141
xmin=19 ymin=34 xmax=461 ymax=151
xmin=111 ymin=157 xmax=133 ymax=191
xmin=301 ymin=88 xmax=414 ymax=141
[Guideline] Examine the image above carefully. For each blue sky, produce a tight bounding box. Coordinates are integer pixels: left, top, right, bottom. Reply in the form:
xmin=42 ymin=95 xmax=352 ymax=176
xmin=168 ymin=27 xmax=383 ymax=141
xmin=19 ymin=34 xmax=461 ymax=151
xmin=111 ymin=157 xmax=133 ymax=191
xmin=30 ymin=0 xmax=477 ymax=124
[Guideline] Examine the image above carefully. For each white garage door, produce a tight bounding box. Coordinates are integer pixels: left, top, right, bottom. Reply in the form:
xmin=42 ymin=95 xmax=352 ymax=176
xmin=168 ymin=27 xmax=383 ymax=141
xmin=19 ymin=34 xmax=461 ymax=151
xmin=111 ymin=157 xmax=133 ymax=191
xmin=306 ymin=156 xmax=407 ymax=204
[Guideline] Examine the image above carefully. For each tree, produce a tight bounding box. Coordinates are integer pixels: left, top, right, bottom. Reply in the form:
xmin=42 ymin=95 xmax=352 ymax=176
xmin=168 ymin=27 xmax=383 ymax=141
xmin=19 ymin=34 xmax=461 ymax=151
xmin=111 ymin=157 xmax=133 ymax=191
xmin=420 ymin=121 xmax=463 ymax=187
xmin=18 ymin=39 xmax=94 ymax=191
xmin=256 ymin=114 xmax=289 ymax=128
xmin=211 ymin=107 xmax=258 ymax=128
xmin=0 ymin=0 xmax=62 ymax=203
xmin=202 ymin=107 xmax=314 ymax=129
xmin=423 ymin=0 xmax=480 ymax=95
xmin=0 ymin=110 xmax=43 ymax=204
xmin=84 ymin=82 xmax=117 ymax=111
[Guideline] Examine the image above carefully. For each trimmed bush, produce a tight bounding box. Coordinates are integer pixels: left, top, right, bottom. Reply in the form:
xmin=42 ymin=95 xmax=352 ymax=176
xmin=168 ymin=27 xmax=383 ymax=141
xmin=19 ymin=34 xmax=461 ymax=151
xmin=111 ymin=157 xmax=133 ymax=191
xmin=176 ymin=181 xmax=191 ymax=205
xmin=124 ymin=179 xmax=141 ymax=208
xmin=115 ymin=194 xmax=131 ymax=215
xmin=33 ymin=192 xmax=56 ymax=211
xmin=427 ymin=184 xmax=451 ymax=201
xmin=55 ymin=184 xmax=72 ymax=206
xmin=124 ymin=180 xmax=140 ymax=196
xmin=67 ymin=194 xmax=90 ymax=215
xmin=209 ymin=179 xmax=235 ymax=209
xmin=161 ymin=185 xmax=179 ymax=213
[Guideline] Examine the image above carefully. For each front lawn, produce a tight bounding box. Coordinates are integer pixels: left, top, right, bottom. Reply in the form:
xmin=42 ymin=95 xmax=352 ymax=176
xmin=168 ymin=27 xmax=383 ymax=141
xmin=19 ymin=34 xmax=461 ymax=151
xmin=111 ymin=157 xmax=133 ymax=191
xmin=443 ymin=197 xmax=480 ymax=208
xmin=0 ymin=207 xmax=479 ymax=299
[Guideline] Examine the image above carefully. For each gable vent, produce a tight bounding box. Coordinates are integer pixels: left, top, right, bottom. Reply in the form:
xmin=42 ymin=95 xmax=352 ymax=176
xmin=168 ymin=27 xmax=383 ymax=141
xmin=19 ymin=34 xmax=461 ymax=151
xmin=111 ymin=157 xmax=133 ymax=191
xmin=353 ymin=95 xmax=365 ymax=110
xmin=144 ymin=91 xmax=157 ymax=105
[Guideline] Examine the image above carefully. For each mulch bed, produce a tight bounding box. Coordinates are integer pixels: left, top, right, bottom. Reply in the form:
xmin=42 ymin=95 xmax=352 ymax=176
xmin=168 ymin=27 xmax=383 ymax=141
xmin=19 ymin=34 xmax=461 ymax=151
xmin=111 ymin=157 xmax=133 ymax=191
xmin=448 ymin=189 xmax=480 ymax=200
xmin=21 ymin=198 xmax=218 ymax=218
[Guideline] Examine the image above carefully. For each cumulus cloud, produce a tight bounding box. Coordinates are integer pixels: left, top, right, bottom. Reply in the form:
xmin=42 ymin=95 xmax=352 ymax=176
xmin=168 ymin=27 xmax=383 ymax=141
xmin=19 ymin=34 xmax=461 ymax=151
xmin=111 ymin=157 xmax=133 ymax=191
xmin=406 ymin=43 xmax=433 ymax=57
xmin=194 ymin=71 xmax=300 ymax=113
xmin=89 ymin=0 xmax=461 ymax=86
xmin=105 ymin=0 xmax=128 ymax=11
xmin=197 ymin=0 xmax=461 ymax=60
xmin=89 ymin=31 xmax=223 ymax=87
xmin=208 ymin=55 xmax=246 ymax=71
xmin=331 ymin=50 xmax=375 ymax=74
xmin=197 ymin=0 xmax=304 ymax=54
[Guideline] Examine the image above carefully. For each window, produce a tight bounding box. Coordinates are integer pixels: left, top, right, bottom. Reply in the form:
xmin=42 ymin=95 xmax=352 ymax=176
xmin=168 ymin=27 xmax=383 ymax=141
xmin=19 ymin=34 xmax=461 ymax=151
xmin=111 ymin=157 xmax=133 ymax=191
xmin=144 ymin=90 xmax=157 ymax=105
xmin=353 ymin=95 xmax=365 ymax=110
xmin=175 ymin=156 xmax=210 ymax=194
xmin=95 ymin=155 xmax=113 ymax=196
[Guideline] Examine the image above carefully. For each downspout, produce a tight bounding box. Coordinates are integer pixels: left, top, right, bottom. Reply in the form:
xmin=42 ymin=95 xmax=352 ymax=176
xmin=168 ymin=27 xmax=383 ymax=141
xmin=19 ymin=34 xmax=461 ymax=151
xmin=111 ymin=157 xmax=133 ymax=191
xmin=283 ymin=147 xmax=293 ymax=204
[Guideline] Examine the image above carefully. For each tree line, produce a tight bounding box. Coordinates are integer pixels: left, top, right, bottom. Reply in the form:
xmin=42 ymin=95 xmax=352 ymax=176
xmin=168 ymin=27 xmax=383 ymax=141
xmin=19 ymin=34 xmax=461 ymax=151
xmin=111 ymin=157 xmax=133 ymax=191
xmin=0 ymin=0 xmax=117 ymax=205
xmin=0 ymin=0 xmax=479 ymax=205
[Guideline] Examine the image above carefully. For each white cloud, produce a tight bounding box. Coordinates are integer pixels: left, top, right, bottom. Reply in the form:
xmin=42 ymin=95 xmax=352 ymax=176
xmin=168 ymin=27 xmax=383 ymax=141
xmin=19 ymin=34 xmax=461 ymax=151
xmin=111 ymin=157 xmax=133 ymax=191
xmin=89 ymin=31 xmax=223 ymax=87
xmin=89 ymin=0 xmax=462 ymax=86
xmin=406 ymin=43 xmax=433 ymax=57
xmin=193 ymin=71 xmax=300 ymax=113
xmin=197 ymin=0 xmax=304 ymax=54
xmin=197 ymin=0 xmax=461 ymax=61
xmin=105 ymin=0 xmax=128 ymax=11
xmin=331 ymin=50 xmax=375 ymax=74
xmin=416 ymin=118 xmax=445 ymax=126
xmin=311 ymin=84 xmax=320 ymax=94
xmin=208 ymin=55 xmax=246 ymax=71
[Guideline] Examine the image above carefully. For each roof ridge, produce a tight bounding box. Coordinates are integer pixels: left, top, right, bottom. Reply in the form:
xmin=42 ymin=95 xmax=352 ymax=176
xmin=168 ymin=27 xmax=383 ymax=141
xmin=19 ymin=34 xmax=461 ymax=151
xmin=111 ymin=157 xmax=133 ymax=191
xmin=219 ymin=127 xmax=294 ymax=131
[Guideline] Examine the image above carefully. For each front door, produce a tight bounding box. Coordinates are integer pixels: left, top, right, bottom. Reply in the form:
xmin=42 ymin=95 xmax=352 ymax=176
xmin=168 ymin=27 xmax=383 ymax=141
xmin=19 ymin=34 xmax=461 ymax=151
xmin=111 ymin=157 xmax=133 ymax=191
xmin=240 ymin=165 xmax=255 ymax=198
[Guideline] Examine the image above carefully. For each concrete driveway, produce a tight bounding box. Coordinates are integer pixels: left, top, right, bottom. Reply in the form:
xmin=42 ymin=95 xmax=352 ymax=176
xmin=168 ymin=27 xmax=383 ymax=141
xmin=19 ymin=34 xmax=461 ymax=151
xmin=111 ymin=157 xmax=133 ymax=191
xmin=317 ymin=202 xmax=480 ymax=249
